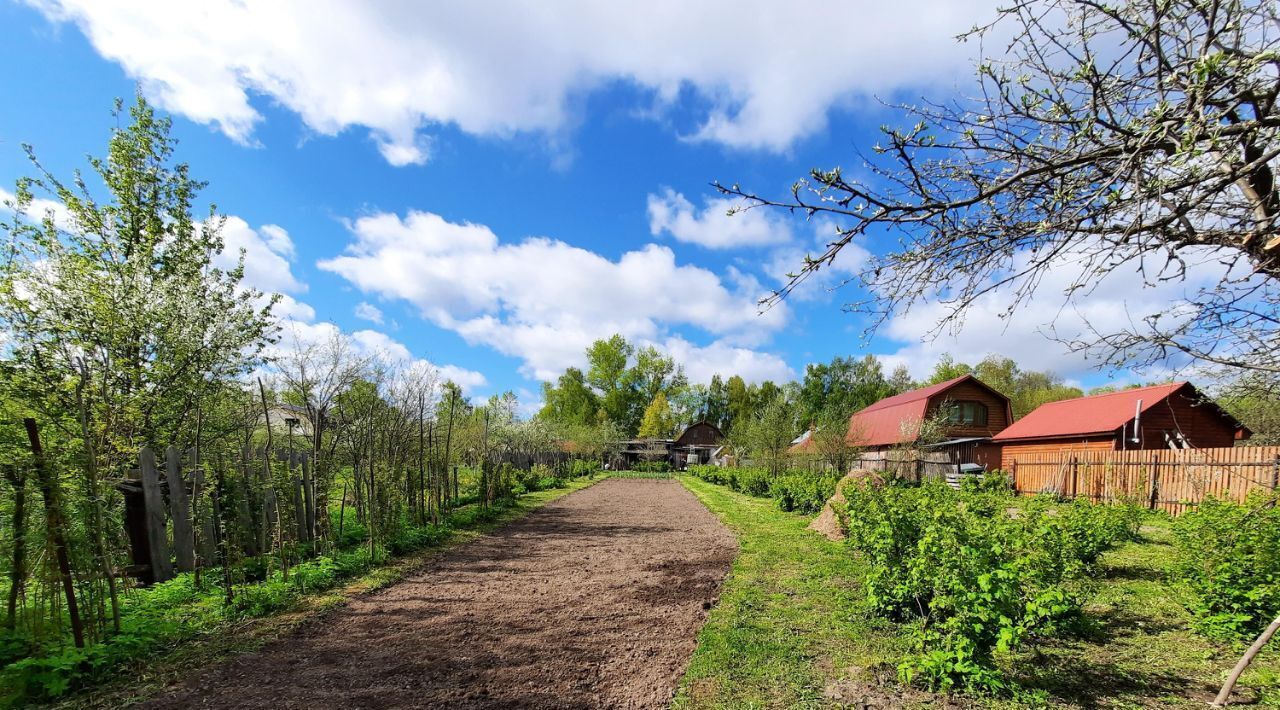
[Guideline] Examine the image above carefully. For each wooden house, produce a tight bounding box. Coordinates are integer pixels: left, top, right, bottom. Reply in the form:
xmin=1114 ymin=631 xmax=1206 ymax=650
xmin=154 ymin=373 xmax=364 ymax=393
xmin=846 ymin=374 xmax=1012 ymax=467
xmin=993 ymin=382 xmax=1250 ymax=470
xmin=672 ymin=421 xmax=725 ymax=466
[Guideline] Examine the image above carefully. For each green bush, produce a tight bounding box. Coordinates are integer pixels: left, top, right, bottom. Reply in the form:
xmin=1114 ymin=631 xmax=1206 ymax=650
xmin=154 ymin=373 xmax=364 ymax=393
xmin=1172 ymin=495 xmax=1280 ymax=639
xmin=633 ymin=460 xmax=671 ymax=473
xmin=569 ymin=459 xmax=599 ymax=478
xmin=842 ymin=480 xmax=1140 ymax=693
xmin=960 ymin=470 xmax=1014 ymax=496
xmin=770 ymin=472 xmax=841 ymax=514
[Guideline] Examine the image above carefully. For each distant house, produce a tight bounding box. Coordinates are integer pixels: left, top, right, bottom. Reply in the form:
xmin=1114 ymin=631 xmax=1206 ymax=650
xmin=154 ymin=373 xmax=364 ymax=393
xmin=846 ymin=374 xmax=1012 ymax=467
xmin=612 ymin=421 xmax=726 ymax=470
xmin=260 ymin=403 xmax=314 ymax=439
xmin=993 ymin=382 xmax=1250 ymax=469
xmin=672 ymin=421 xmax=725 ymax=466
xmin=787 ymin=426 xmax=815 ymax=455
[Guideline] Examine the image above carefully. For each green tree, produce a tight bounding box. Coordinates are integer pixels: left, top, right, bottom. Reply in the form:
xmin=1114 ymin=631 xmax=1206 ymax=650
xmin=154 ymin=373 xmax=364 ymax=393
xmin=1 ymin=97 xmax=278 ymax=633
xmin=726 ymin=375 xmax=752 ymax=432
xmin=798 ymin=354 xmax=895 ymax=425
xmin=538 ymin=367 xmax=600 ymax=425
xmin=586 ymin=335 xmax=637 ymax=429
xmin=637 ymin=392 xmax=676 ymax=439
xmin=706 ymin=374 xmax=730 ymax=429
xmin=971 ymin=355 xmax=1083 ymax=419
xmin=927 ymin=355 xmax=974 ymax=385
xmin=888 ymin=364 xmax=916 ymax=394
xmin=736 ymin=393 xmax=800 ymax=477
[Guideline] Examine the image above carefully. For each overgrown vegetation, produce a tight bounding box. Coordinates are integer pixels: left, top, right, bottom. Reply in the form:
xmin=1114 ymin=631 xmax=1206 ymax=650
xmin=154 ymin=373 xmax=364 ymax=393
xmin=679 ymin=474 xmax=1280 ymax=708
xmin=1171 ymin=494 xmax=1280 ymax=640
xmin=840 ymin=476 xmax=1143 ymax=692
xmin=0 ymin=98 xmax=612 ymax=706
xmin=687 ymin=464 xmax=840 ymax=517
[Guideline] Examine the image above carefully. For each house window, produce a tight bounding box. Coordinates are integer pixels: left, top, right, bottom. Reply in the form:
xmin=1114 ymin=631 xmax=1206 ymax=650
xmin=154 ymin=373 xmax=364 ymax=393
xmin=945 ymin=401 xmax=988 ymax=426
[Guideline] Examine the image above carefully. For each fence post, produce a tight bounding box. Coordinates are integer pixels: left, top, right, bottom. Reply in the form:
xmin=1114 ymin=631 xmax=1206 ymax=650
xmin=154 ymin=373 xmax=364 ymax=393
xmin=1273 ymin=455 xmax=1279 ymax=491
xmin=1071 ymin=456 xmax=1079 ymax=499
xmin=167 ymin=446 xmax=195 ymax=573
xmin=1147 ymin=453 xmax=1160 ymax=510
xmin=139 ymin=448 xmax=174 ymax=583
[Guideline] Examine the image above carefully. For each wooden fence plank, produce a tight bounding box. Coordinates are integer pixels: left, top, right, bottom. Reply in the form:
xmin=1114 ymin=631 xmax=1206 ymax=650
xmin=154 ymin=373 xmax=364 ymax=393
xmin=139 ymin=448 xmax=173 ymax=583
xmin=167 ymin=445 xmax=195 ymax=573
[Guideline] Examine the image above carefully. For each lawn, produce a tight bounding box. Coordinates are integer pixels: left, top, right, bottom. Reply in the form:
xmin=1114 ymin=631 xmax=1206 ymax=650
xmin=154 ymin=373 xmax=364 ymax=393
xmin=677 ymin=475 xmax=1280 ymax=709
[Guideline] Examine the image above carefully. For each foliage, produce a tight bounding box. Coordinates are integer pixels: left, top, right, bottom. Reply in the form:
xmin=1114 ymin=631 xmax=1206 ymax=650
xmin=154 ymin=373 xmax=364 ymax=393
xmin=731 ymin=393 xmax=800 ymax=477
xmin=637 ymin=392 xmax=676 ymax=438
xmin=799 ymin=354 xmax=899 ymax=427
xmin=841 ymin=480 xmax=1143 ymax=692
xmin=1172 ymin=495 xmax=1280 ymax=639
xmin=687 ymin=464 xmax=820 ymax=507
xmin=679 ymin=475 xmax=1280 ymax=708
xmin=769 ymin=472 xmax=842 ymax=514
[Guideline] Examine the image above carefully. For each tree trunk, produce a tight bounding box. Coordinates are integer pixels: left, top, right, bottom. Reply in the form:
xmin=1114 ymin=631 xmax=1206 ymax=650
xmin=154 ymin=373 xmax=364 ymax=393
xmin=1213 ymin=615 xmax=1280 ymax=707
xmin=23 ymin=418 xmax=84 ymax=648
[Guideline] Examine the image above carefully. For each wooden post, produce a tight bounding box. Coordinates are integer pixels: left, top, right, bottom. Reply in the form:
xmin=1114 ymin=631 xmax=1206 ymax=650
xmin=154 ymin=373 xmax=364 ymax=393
xmin=1272 ymin=455 xmax=1279 ymax=491
xmin=302 ymin=453 xmax=316 ymax=541
xmin=167 ymin=446 xmax=195 ymax=573
xmin=24 ymin=419 xmax=85 ymax=647
xmin=139 ymin=448 xmax=174 ymax=583
xmin=1147 ymin=453 xmax=1160 ymax=511
xmin=1071 ymin=456 xmax=1079 ymax=499
xmin=193 ymin=465 xmax=216 ymax=566
xmin=292 ymin=451 xmax=309 ymax=544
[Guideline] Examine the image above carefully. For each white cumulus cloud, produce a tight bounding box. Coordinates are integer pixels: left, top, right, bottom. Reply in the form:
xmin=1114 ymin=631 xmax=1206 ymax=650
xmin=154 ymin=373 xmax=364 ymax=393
xmin=318 ymin=209 xmax=789 ymax=380
xmin=215 ymin=217 xmax=305 ymax=294
xmin=353 ymin=302 xmax=384 ymax=324
xmin=647 ymin=188 xmax=791 ymax=249
xmin=29 ymin=0 xmax=992 ymax=164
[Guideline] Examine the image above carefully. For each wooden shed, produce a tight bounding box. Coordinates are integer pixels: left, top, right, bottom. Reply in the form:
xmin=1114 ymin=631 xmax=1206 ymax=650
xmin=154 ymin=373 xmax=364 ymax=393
xmin=673 ymin=421 xmax=725 ymax=467
xmin=994 ymin=382 xmax=1250 ymax=470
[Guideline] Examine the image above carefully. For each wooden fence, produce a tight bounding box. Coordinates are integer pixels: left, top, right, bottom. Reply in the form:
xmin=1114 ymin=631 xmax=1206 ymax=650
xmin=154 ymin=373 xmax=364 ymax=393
xmin=1005 ymin=446 xmax=1280 ymax=515
xmin=116 ymin=445 xmax=313 ymax=585
xmin=853 ymin=450 xmax=959 ymax=483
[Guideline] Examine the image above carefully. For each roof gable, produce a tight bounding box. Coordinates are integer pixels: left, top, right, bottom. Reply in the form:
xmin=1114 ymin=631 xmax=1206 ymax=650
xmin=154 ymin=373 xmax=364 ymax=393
xmin=845 ymin=374 xmax=1010 ymax=447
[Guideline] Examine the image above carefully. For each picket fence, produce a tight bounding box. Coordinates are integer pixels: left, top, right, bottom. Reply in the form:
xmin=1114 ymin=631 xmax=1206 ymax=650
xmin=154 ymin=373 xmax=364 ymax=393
xmin=1004 ymin=446 xmax=1280 ymax=515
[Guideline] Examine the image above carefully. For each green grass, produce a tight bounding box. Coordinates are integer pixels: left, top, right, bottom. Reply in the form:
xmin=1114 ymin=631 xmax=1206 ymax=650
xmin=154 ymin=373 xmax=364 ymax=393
xmin=677 ymin=475 xmax=1280 ymax=709
xmin=37 ymin=476 xmax=599 ymax=709
xmin=675 ymin=475 xmax=908 ymax=709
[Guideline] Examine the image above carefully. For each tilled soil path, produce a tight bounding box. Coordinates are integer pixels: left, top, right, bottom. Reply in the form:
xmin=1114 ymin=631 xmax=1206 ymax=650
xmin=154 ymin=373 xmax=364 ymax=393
xmin=146 ymin=478 xmax=737 ymax=709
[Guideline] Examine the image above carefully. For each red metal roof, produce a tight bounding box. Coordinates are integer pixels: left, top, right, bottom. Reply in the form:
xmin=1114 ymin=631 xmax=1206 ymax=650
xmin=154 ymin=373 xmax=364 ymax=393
xmin=992 ymin=382 xmax=1188 ymax=442
xmin=845 ymin=375 xmax=977 ymax=447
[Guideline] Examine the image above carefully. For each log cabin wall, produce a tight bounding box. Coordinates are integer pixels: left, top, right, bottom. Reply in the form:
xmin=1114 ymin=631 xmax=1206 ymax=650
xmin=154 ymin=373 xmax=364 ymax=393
xmin=924 ymin=380 xmax=1013 ymax=439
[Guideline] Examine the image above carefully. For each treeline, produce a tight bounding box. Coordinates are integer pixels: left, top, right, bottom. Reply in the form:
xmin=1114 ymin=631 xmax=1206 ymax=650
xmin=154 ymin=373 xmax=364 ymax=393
xmin=538 ymin=340 xmax=1090 ymax=441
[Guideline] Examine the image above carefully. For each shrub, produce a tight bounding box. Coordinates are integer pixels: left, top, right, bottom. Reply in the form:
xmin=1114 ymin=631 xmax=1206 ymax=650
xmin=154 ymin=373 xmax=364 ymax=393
xmin=569 ymin=459 xmax=598 ymax=478
xmin=1172 ymin=495 xmax=1280 ymax=639
xmin=842 ymin=480 xmax=1138 ymax=693
xmin=770 ymin=472 xmax=841 ymax=514
xmin=960 ymin=470 xmax=1014 ymax=496
xmin=633 ymin=460 xmax=671 ymax=473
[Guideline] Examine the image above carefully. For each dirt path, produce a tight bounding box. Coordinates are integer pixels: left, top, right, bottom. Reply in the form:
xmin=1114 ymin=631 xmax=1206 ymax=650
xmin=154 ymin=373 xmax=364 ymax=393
xmin=145 ymin=478 xmax=737 ymax=709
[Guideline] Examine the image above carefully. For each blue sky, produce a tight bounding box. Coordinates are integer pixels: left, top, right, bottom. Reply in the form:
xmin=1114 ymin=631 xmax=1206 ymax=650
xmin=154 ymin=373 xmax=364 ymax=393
xmin=1 ymin=1 xmax=1173 ymax=410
